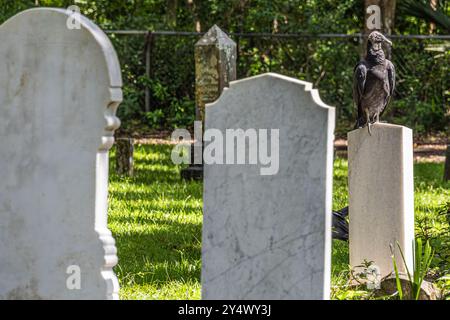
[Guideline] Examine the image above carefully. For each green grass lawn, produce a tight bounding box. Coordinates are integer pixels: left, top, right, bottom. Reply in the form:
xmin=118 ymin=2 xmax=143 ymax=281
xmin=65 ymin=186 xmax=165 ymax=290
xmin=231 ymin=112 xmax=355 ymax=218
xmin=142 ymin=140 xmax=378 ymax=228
xmin=108 ymin=143 xmax=450 ymax=300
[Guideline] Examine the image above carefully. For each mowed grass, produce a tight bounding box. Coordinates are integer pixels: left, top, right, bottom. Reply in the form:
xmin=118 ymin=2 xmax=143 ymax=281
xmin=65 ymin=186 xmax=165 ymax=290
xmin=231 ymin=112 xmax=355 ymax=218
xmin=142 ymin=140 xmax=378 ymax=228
xmin=109 ymin=143 xmax=202 ymax=299
xmin=108 ymin=143 xmax=450 ymax=300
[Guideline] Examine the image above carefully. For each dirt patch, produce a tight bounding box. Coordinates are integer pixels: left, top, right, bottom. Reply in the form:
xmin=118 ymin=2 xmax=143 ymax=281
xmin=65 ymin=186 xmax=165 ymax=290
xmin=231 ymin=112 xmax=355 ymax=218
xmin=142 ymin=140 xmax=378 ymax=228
xmin=124 ymin=134 xmax=448 ymax=163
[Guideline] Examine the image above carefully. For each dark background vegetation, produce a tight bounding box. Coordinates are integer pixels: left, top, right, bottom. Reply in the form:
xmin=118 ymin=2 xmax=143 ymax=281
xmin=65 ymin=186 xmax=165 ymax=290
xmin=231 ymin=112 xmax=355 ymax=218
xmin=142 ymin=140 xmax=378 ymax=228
xmin=1 ymin=0 xmax=449 ymax=137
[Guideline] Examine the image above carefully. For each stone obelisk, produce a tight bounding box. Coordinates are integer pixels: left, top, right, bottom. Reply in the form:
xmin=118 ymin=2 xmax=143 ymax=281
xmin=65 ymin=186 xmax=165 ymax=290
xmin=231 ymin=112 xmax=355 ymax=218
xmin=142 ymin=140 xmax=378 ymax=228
xmin=181 ymin=25 xmax=236 ymax=180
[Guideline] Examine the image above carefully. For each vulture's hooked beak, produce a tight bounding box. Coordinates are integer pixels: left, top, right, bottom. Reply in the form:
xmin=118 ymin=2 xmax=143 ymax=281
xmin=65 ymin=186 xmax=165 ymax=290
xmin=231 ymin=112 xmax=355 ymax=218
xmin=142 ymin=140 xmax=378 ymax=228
xmin=382 ymin=35 xmax=393 ymax=47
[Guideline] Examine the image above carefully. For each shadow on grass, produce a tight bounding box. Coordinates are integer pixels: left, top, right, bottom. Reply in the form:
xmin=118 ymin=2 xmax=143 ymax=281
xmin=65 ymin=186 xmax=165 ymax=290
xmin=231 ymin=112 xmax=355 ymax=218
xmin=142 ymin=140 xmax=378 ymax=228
xmin=113 ymin=219 xmax=201 ymax=286
xmin=414 ymin=162 xmax=449 ymax=189
xmin=112 ymin=189 xmax=201 ymax=205
xmin=109 ymin=144 xmax=450 ymax=296
xmin=109 ymin=143 xmax=203 ymax=290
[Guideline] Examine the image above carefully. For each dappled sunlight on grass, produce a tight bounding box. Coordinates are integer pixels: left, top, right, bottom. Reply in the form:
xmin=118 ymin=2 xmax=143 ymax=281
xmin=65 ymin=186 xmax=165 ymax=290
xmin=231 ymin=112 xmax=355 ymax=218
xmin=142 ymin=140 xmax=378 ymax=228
xmin=119 ymin=280 xmax=201 ymax=300
xmin=109 ymin=144 xmax=202 ymax=300
xmin=331 ymin=157 xmax=449 ymax=299
xmin=108 ymin=144 xmax=449 ymax=300
xmin=332 ymin=158 xmax=349 ymax=211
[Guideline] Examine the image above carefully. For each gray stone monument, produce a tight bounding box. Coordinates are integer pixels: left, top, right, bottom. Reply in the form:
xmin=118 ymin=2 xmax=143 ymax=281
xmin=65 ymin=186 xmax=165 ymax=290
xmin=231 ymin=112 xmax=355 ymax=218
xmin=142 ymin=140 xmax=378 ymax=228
xmin=116 ymin=138 xmax=134 ymax=176
xmin=202 ymin=73 xmax=335 ymax=299
xmin=0 ymin=8 xmax=121 ymax=299
xmin=195 ymin=25 xmax=237 ymax=123
xmin=181 ymin=25 xmax=236 ymax=180
xmin=348 ymin=123 xmax=415 ymax=279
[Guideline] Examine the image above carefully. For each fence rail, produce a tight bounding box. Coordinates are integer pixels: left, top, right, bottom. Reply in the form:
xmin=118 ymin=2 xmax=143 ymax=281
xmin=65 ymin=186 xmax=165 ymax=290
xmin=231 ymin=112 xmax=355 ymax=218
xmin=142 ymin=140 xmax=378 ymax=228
xmin=107 ymin=30 xmax=449 ymax=135
xmin=104 ymin=30 xmax=450 ymax=40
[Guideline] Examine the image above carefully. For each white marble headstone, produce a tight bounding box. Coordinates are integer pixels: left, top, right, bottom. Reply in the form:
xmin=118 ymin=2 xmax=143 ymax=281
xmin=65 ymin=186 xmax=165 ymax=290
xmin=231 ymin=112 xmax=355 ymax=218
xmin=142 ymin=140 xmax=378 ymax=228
xmin=202 ymin=73 xmax=335 ymax=299
xmin=348 ymin=123 xmax=414 ymax=279
xmin=0 ymin=8 xmax=122 ymax=299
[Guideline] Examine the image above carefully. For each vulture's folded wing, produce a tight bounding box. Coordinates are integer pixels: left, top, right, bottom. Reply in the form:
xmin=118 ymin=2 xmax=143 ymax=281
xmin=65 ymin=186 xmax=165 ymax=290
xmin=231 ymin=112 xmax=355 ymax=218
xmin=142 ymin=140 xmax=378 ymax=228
xmin=380 ymin=60 xmax=396 ymax=117
xmin=353 ymin=62 xmax=367 ymax=121
xmin=387 ymin=60 xmax=395 ymax=96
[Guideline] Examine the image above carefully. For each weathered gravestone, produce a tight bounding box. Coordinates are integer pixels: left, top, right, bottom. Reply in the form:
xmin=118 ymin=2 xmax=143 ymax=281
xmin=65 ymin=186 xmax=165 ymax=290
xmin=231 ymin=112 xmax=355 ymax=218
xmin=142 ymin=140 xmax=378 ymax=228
xmin=202 ymin=73 xmax=335 ymax=299
xmin=0 ymin=8 xmax=122 ymax=299
xmin=195 ymin=25 xmax=236 ymax=123
xmin=348 ymin=123 xmax=414 ymax=279
xmin=181 ymin=25 xmax=236 ymax=180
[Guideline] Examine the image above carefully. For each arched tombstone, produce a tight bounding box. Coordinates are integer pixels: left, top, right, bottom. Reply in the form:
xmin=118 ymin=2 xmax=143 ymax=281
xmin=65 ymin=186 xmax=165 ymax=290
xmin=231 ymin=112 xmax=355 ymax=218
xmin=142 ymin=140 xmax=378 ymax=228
xmin=202 ymin=73 xmax=335 ymax=299
xmin=0 ymin=8 xmax=122 ymax=299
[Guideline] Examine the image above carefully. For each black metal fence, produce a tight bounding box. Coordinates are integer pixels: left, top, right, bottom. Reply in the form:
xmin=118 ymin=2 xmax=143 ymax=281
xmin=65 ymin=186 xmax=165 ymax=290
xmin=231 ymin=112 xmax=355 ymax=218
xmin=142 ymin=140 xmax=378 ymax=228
xmin=107 ymin=31 xmax=449 ymax=135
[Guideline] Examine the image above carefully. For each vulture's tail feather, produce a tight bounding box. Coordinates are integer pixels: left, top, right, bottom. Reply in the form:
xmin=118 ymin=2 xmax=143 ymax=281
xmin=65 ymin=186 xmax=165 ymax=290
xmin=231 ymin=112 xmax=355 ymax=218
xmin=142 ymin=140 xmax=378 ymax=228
xmin=332 ymin=206 xmax=349 ymax=241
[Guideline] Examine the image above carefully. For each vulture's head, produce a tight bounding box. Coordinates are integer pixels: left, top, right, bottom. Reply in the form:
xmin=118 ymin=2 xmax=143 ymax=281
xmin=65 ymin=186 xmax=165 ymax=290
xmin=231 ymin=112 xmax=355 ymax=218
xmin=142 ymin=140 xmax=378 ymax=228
xmin=367 ymin=31 xmax=392 ymax=51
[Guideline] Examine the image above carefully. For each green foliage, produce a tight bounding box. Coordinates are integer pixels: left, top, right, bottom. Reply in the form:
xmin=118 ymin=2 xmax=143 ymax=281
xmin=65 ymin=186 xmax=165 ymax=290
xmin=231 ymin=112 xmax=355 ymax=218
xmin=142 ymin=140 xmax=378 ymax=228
xmin=412 ymin=239 xmax=435 ymax=300
xmin=416 ymin=202 xmax=450 ymax=274
xmin=437 ymin=275 xmax=450 ymax=299
xmin=332 ymin=156 xmax=449 ymax=300
xmin=391 ymin=247 xmax=404 ymax=300
xmin=331 ymin=264 xmax=372 ymax=300
xmin=0 ymin=1 xmax=448 ymax=134
xmin=387 ymin=38 xmax=450 ymax=135
xmin=107 ymin=144 xmax=449 ymax=299
xmin=391 ymin=239 xmax=435 ymax=300
xmin=145 ymin=109 xmax=165 ymax=128
xmin=398 ymin=0 xmax=450 ymax=32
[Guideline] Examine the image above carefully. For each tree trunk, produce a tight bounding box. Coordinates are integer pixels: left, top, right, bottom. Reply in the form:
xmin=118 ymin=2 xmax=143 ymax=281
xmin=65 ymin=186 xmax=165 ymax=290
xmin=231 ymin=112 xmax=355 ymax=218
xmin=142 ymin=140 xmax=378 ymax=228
xmin=187 ymin=0 xmax=201 ymax=32
xmin=364 ymin=0 xmax=396 ymax=34
xmin=116 ymin=138 xmax=134 ymax=176
xmin=363 ymin=0 xmax=396 ymax=57
xmin=382 ymin=0 xmax=396 ymax=35
xmin=430 ymin=0 xmax=438 ymax=34
xmin=444 ymin=145 xmax=450 ymax=181
xmin=167 ymin=0 xmax=177 ymax=28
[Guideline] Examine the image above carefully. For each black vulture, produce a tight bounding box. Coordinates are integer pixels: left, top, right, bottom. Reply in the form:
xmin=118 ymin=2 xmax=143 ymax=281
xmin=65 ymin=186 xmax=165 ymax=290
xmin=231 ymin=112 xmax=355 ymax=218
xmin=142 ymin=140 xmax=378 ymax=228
xmin=353 ymin=31 xmax=396 ymax=134
xmin=332 ymin=206 xmax=349 ymax=241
